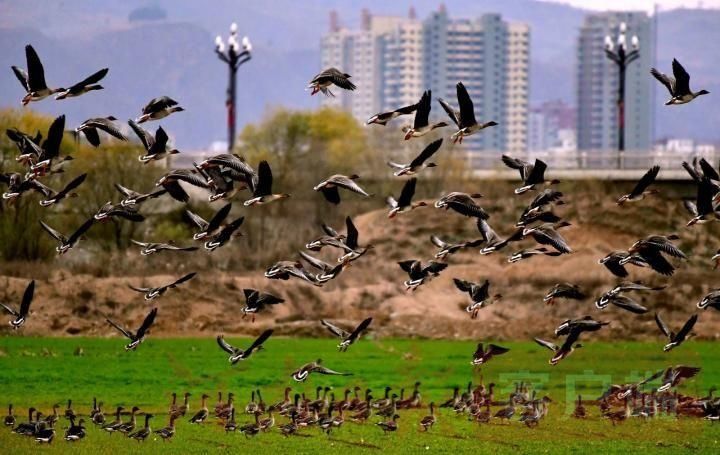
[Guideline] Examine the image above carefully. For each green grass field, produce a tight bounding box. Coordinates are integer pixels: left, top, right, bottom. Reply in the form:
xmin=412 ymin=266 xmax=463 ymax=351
xmin=0 ymin=337 xmax=719 ymax=454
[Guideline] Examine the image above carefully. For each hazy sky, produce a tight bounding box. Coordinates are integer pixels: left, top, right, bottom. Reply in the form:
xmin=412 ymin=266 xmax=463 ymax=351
xmin=546 ymin=0 xmax=719 ymax=11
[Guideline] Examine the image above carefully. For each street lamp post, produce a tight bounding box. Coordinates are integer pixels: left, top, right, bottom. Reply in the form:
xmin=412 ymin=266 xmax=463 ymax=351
xmin=604 ymin=22 xmax=639 ymax=169
xmin=215 ymin=23 xmax=252 ymax=152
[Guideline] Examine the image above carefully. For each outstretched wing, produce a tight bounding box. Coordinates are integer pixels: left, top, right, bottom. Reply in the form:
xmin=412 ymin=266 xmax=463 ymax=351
xmin=347 ymin=317 xmax=372 ymax=342
xmin=25 ymin=44 xmax=47 ymax=91
xmin=314 ymin=365 xmax=352 ymax=376
xmin=413 ymin=90 xmax=431 ymax=129
xmin=127 ymin=119 xmax=153 ymax=150
xmin=410 ymin=138 xmax=443 ymax=168
xmin=67 ymin=217 xmax=95 ymax=246
xmin=676 ymin=314 xmax=698 ymax=340
xmin=11 ymin=66 xmax=29 ymax=90
xmin=246 ymin=329 xmax=274 ymax=353
xmin=437 ymin=98 xmax=460 ymax=127
xmin=39 ymin=220 xmax=65 ymax=243
xmin=321 ymin=319 xmax=349 ymax=339
xmin=69 ymin=67 xmax=108 ymax=90
xmin=671 ymin=59 xmax=690 ymax=95
xmin=629 ymin=165 xmax=659 ymax=198
xmin=255 ymin=161 xmax=273 ymax=197
xmin=397 ymin=177 xmax=417 ymax=207
xmin=18 ymin=279 xmax=35 ymax=317
xmin=533 ymin=337 xmax=558 ymax=352
xmin=654 ymin=313 xmax=671 ymax=338
xmin=169 ymin=272 xmax=197 ymax=288
xmin=135 ymin=307 xmax=158 ymax=339
xmin=456 ymin=82 xmax=477 ymax=128
xmin=650 ymin=67 xmax=675 ymax=96
xmin=106 ymin=317 xmax=134 ymax=340
xmin=345 ymin=216 xmax=358 ymax=249
xmin=487 ymin=344 xmax=510 ymax=356
xmin=207 ymin=203 xmax=232 ymax=233
xmin=216 ymin=335 xmax=237 ymax=354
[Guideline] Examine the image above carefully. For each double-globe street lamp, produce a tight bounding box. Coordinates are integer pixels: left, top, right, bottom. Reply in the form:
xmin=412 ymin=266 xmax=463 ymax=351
xmin=215 ymin=23 xmax=252 ymax=152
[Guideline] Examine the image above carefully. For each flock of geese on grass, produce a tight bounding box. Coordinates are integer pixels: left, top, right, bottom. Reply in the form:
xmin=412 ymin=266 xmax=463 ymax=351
xmin=1 ymin=42 xmax=719 ymax=443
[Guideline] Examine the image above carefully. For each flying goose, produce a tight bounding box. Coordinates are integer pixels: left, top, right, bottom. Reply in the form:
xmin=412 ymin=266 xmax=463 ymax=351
xmin=114 ymin=183 xmax=166 ymax=207
xmin=25 ymin=115 xmax=68 ymax=177
xmin=625 ymin=234 xmax=685 ymax=276
xmin=336 ymin=216 xmax=373 ymax=263
xmin=320 ymin=317 xmax=372 ymax=352
xmin=402 ymin=90 xmax=448 ymax=140
xmin=216 ymin=329 xmax=273 ymax=364
xmin=430 ymin=235 xmax=481 ymax=260
xmin=291 ymin=359 xmax=352 ymax=382
xmin=241 ymin=289 xmax=285 ymax=321
xmin=502 ymin=155 xmax=559 ymax=194
xmin=106 ymin=308 xmax=157 ymax=351
xmin=599 ymin=250 xmax=648 ymax=277
xmin=244 ymin=161 xmax=290 ymax=206
xmin=617 ymin=165 xmax=660 ymax=205
xmin=185 ymin=203 xmax=232 ymax=240
xmin=197 ymin=153 xmax=257 ymax=193
xmin=299 ymin=251 xmax=347 ymax=284
xmin=686 ymin=177 xmax=719 ymax=226
xmin=128 ymin=413 xmax=153 ymax=442
xmin=543 ymin=283 xmax=586 ymax=305
xmin=534 ymin=328 xmax=583 ymax=365
xmin=651 ymin=59 xmax=709 ymax=105
xmin=264 ymin=261 xmax=319 ymax=285
xmin=136 ymin=96 xmax=184 ymax=123
xmin=94 ymin=202 xmax=144 ymax=222
xmin=307 ymin=68 xmax=356 ymax=96
xmin=507 ymin=247 xmax=562 ymax=263
xmin=554 ymin=316 xmax=608 ymax=337
xmin=398 ymin=260 xmax=447 ymax=291
xmin=697 ymin=288 xmax=720 ymax=311
xmin=0 ymin=280 xmax=34 ymax=329
xmin=435 ymin=192 xmax=488 ymax=219
xmin=130 ymin=240 xmax=198 ymax=256
xmin=655 ymin=313 xmax=697 ymax=352
xmin=155 ymin=168 xmax=210 ymax=203
xmin=387 ymin=177 xmax=427 ymax=218
xmin=367 ymin=102 xmax=418 ymax=125
xmin=438 ymin=82 xmax=498 ymax=144
xmin=39 ymin=218 xmax=94 ymax=254
xmin=204 ymin=216 xmax=244 ymax=251
xmin=313 ymin=174 xmax=372 ymax=204
xmin=596 ymin=281 xmax=666 ymax=306
xmin=305 ymin=222 xmax=347 ymax=251
xmin=657 ymin=365 xmax=701 ymax=392
xmin=0 ymin=173 xmax=50 ymax=202
xmin=613 ymin=369 xmax=666 ymax=399
xmin=522 ymin=221 xmax=572 ymax=254
xmin=129 ymin=272 xmax=197 ymax=300
xmin=387 ymin=138 xmax=443 ymax=176
xmin=471 ymin=343 xmax=509 ymax=365
xmin=12 ymin=44 xmax=63 ymax=104
xmin=55 ymin=68 xmax=108 ymax=100
xmin=518 ymin=189 xmax=565 ymax=224
xmin=194 ymin=165 xmax=241 ymax=202
xmin=478 ymin=219 xmax=524 ymax=255
xmin=454 ymin=278 xmax=501 ymax=318
xmin=595 ymin=294 xmax=648 ymax=314
xmin=128 ymin=120 xmax=179 ymax=163
xmin=515 ymin=208 xmax=562 ymax=228
xmin=38 ymin=173 xmax=87 ymax=207
xmin=75 ymin=117 xmax=126 ymax=147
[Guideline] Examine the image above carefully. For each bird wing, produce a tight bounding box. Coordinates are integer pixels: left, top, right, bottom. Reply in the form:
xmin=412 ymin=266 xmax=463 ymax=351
xmin=398 ymin=260 xmax=418 ymax=275
xmin=217 ymin=216 xmax=244 ymax=240
xmin=185 ymin=209 xmax=209 ymax=230
xmin=57 ymin=173 xmax=87 ymax=198
xmin=153 ymin=126 xmax=170 ymax=149
xmin=127 ymin=119 xmax=153 ymax=150
xmin=453 ymin=278 xmax=473 ymax=293
xmin=329 ymin=175 xmax=370 ymax=197
xmin=526 ymin=159 xmax=548 ymax=184
xmin=92 ymin=118 xmax=127 ymax=141
xmin=68 ymin=68 xmax=108 ymax=90
xmin=424 ymin=261 xmax=448 ymax=275
xmin=81 ymin=127 xmax=100 ymax=147
xmin=255 ymin=160 xmax=273 ymax=196
xmin=410 ymin=138 xmax=443 ymax=168
xmin=430 ymin=235 xmax=448 ymax=249
xmin=131 ymin=239 xmax=148 ymax=248
xmin=67 ymin=218 xmax=95 ymax=246
xmin=207 ymin=203 xmax=232 ymax=233
xmin=344 ymin=216 xmax=358 ymax=249
xmin=629 ymin=165 xmax=659 ymax=198
xmin=674 ymin=365 xmax=701 ymax=381
xmin=675 ymin=314 xmax=698 ymax=340
xmin=321 ymin=223 xmax=340 ymax=238
xmin=314 ymin=365 xmax=351 ymax=376
xmin=456 ymin=82 xmax=477 ymax=128
xmin=135 ymin=307 xmax=158 ymax=339
xmin=39 ymin=220 xmax=66 ymax=243
xmin=162 ymin=181 xmax=188 ymax=203
xmin=534 ymin=227 xmax=572 ymax=254
xmin=18 ymin=280 xmax=35 ymax=317
xmin=394 ymin=103 xmax=418 ymax=115
xmin=637 ymin=369 xmax=665 ymax=386
xmin=396 ymin=178 xmax=417 ymax=207
xmin=696 ymin=178 xmax=715 ymax=216
xmin=682 ymin=160 xmax=701 ymax=182
xmin=487 ymin=344 xmax=510 ymax=356
xmin=447 ymin=196 xmax=488 ymax=219
xmin=106 ymin=317 xmax=134 ymax=340
xmin=321 ymin=319 xmax=349 ymax=338
xmin=143 ymin=96 xmax=178 ymax=114
xmin=41 ymin=115 xmax=65 ymax=160
xmin=698 ymin=158 xmax=720 ymax=181
xmin=473 ymin=280 xmax=490 ymax=301
xmin=683 ymin=200 xmax=699 ymax=217
xmin=639 ymin=249 xmax=675 ymax=276
xmin=320 ymin=187 xmax=341 ymax=204
xmin=347 ymin=317 xmax=372 ymax=342
xmin=169 ymin=272 xmax=197 ymax=288
xmin=533 ymin=337 xmax=558 ymax=352
xmin=608 ymin=296 xmax=647 ymax=314
xmin=0 ymin=302 xmax=18 ymax=317
xmin=327 ymin=69 xmax=356 ymax=90
xmin=437 ymin=98 xmax=460 ymax=127
xmin=299 ymin=251 xmax=330 ymax=271
xmin=216 ymin=335 xmax=237 ymax=354
xmin=650 ymin=67 xmax=675 ymax=96
xmin=413 ymin=90 xmax=431 ymax=129
xmin=655 ymin=313 xmax=672 ymax=338
xmin=25 ymin=44 xmax=47 ymax=91
xmin=11 ymin=66 xmax=29 ymax=90
xmin=476 ymin=218 xmax=500 ymax=244
xmin=501 ymin=154 xmax=530 ymax=174
xmin=246 ymin=329 xmax=274 ymax=354
xmin=671 ymin=59 xmax=691 ymax=95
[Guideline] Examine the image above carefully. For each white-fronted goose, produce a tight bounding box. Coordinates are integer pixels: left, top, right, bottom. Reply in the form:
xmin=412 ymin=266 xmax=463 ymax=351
xmin=655 ymin=313 xmax=697 ymax=351
xmin=555 ymin=316 xmax=608 ymax=337
xmin=204 ymin=216 xmax=244 ymax=251
xmin=599 ymin=250 xmax=647 ymax=277
xmin=128 ymin=272 xmax=197 ymax=300
xmin=534 ymin=328 xmax=583 ymax=365
xmin=657 ymin=365 xmax=701 ymax=392
xmin=388 ymin=138 xmax=442 ymax=176
xmin=398 ymin=259 xmax=447 ymax=291
xmin=4 ymin=404 xmax=15 ymax=427
xmin=39 ymin=173 xmax=87 ymax=207
xmin=367 ymin=102 xmax=418 ymax=125
xmin=94 ymin=202 xmax=145 ymax=222
xmin=686 ymin=177 xmax=719 ymax=226
xmin=264 ymin=260 xmax=319 ymax=285
xmin=116 ymin=406 xmax=140 ymax=434
xmin=39 ymin=218 xmax=94 ymax=254
xmin=336 ymin=216 xmax=373 ymax=263
xmin=0 ymin=280 xmax=34 ymax=329
xmin=478 ymin=220 xmax=524 ymax=255
xmin=291 ymin=359 xmax=352 ymax=382
xmin=377 ymin=414 xmax=399 ymax=433
xmin=402 ymin=90 xmax=448 ymax=140
xmin=101 ymin=406 xmax=124 ymax=433
xmin=320 ymin=317 xmax=372 ymax=352
xmin=387 ymin=177 xmax=427 ymax=218
xmin=522 ymin=221 xmax=572 ymax=254
xmin=136 ymin=96 xmax=184 ymax=123
xmin=439 ymin=82 xmax=498 ymax=143
xmin=0 ymin=173 xmax=50 ymax=202
xmin=543 ymin=283 xmax=586 ymax=305
xmin=430 ymin=235 xmax=481 ymax=260
xmin=502 ymin=155 xmax=559 ymax=194
xmin=617 ymin=165 xmax=660 ymax=205
xmin=185 ymin=203 xmax=231 ymax=240
xmin=76 ymin=117 xmax=126 ymax=147
xmin=154 ymin=415 xmax=177 ymax=441
xmin=128 ymin=413 xmax=153 ymax=441
xmin=128 ymin=120 xmax=179 ymax=163
xmin=472 ymin=343 xmax=509 ymax=365
xmin=189 ymin=394 xmax=209 ymax=424
xmin=435 ymin=192 xmax=488 ymax=219
xmin=307 ymin=68 xmax=356 ymax=96
xmin=596 ymin=281 xmax=666 ymax=306
xmin=115 ymin=183 xmax=166 ymax=207
xmin=244 ymin=161 xmax=290 ymax=206
xmin=155 ymin=168 xmax=210 ymax=203
xmin=595 ymin=294 xmax=648 ymax=314
xmin=131 ymin=239 xmax=198 ymax=255
xmin=697 ymin=288 xmax=720 ymax=311
xmin=508 ymin=247 xmax=562 ymax=263
xmin=55 ymin=68 xmax=108 ymax=100
xmin=454 ymin=278 xmax=501 ymax=318
xmin=12 ymin=45 xmax=62 ymax=105
xmin=625 ymin=234 xmax=685 ymax=276
xmin=63 ymin=417 xmax=86 ymax=441
xmin=299 ymin=251 xmax=347 ymax=284
xmin=313 ymin=174 xmax=372 ymax=204
xmin=651 ymin=59 xmax=709 ymax=105
xmin=216 ymin=329 xmax=273 ymax=364
xmin=197 ymin=153 xmax=257 ymax=193
xmin=305 ymin=222 xmax=346 ymax=251
xmin=105 ymin=308 xmax=157 ymax=351
xmin=242 ymin=289 xmax=284 ymax=321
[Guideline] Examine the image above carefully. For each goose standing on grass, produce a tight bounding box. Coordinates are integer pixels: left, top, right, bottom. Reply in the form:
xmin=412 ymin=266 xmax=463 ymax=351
xmin=244 ymin=161 xmax=290 ymax=206
xmin=471 ymin=343 xmax=509 ymax=366
xmin=216 ymin=329 xmax=273 ymax=365
xmin=75 ymin=117 xmax=127 ymax=147
xmin=313 ymin=174 xmax=372 ymax=204
xmin=438 ymin=82 xmax=498 ymax=144
xmin=55 ymin=67 xmax=108 ymax=100
xmin=102 ymin=407 xmax=124 ymax=433
xmin=435 ymin=192 xmax=488 ymax=219
xmin=651 ymin=59 xmax=709 ymax=105
xmin=291 ymin=359 xmax=352 ymax=382
xmin=105 ymin=308 xmax=157 ymax=351
xmin=523 ymin=221 xmax=573 ymax=254
xmin=128 ymin=120 xmax=179 ymax=163
xmin=117 ymin=407 xmax=140 ymax=435
xmin=128 ymin=413 xmax=153 ymax=441
xmin=204 ymin=216 xmax=244 ymax=251
xmin=241 ymin=289 xmax=284 ymax=321
xmin=657 ymin=366 xmax=701 ymax=392
xmin=0 ymin=280 xmax=34 ymax=329
xmin=398 ymin=259 xmax=448 ymax=291
xmin=63 ymin=417 xmax=86 ymax=441
xmin=377 ymin=414 xmax=399 ymax=434
xmin=185 ymin=203 xmax=231 ymax=240
xmin=543 ymin=283 xmax=585 ymax=305
xmin=136 ymin=96 xmax=184 ymax=123
xmin=387 ymin=177 xmax=427 ymax=218
xmin=534 ymin=329 xmax=583 ymax=365
xmin=39 ymin=173 xmax=87 ymax=206
xmin=5 ymin=404 xmax=16 ymax=427
xmin=454 ymin=278 xmax=501 ymax=318
xmin=697 ymin=288 xmax=720 ymax=311
xmin=39 ymin=218 xmax=95 ymax=255
xmin=419 ymin=403 xmax=436 ymax=431
xmin=154 ymin=415 xmax=176 ymax=442
xmin=321 ymin=317 xmax=373 ymax=352
xmin=388 ymin=138 xmax=443 ymax=176
xmin=189 ymin=394 xmax=209 ymax=424
xmin=686 ymin=178 xmax=719 ymax=226
xmin=307 ymin=68 xmax=356 ymax=97
xmin=12 ymin=44 xmax=63 ymax=105
xmin=128 ymin=272 xmax=197 ymax=300
xmin=115 ymin=183 xmax=166 ymax=208
xmin=617 ymin=165 xmax=660 ymax=205
xmin=367 ymin=102 xmax=417 ymax=125
xmin=502 ymin=155 xmax=560 ymax=194
xmin=655 ymin=313 xmax=698 ymax=352
xmin=402 ymin=90 xmax=448 ymax=140
xmin=130 ymin=240 xmax=198 ymax=256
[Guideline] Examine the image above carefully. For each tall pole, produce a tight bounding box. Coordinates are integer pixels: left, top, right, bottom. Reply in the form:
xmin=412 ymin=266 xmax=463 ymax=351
xmin=227 ymin=60 xmax=237 ymax=151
